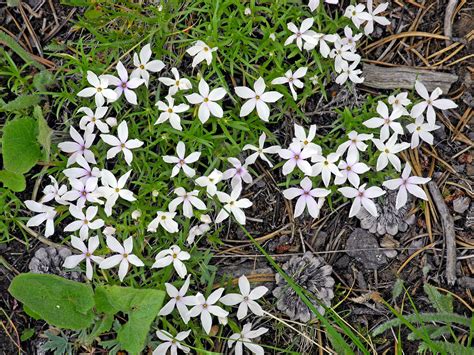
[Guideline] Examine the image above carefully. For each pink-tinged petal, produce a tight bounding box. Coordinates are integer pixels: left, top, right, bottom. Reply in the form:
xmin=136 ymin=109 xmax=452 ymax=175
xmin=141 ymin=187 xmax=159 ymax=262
xmin=127 ymin=254 xmax=144 ymax=267
xmin=235 ymin=86 xmax=255 ymax=99
xmin=410 ymin=102 xmax=427 ymax=118
xmin=239 ymin=99 xmax=256 ymax=117
xmin=415 ymin=81 xmax=430 ymax=100
xmin=200 ymin=311 xmax=213 ymax=334
xmin=77 ymin=87 xmax=96 ymax=97
xmin=253 ymin=77 xmax=266 ymax=95
xmin=396 ymin=186 xmax=408 ymax=209
xmin=209 ymin=87 xmax=226 ymax=101
xmin=361 ymin=198 xmax=378 ymax=217
xmin=432 ymin=99 xmax=457 ymax=110
xmin=364 ymin=186 xmax=385 ymax=198
xmin=99 ymin=254 xmax=123 ymax=269
xmin=348 ymin=197 xmax=362 ymax=217
xmin=383 ymin=178 xmax=403 ymax=190
xmin=256 ymin=100 xmax=270 ymax=121
xmin=283 ymin=187 xmax=303 ymax=201
xmin=338 ymin=186 xmax=358 ymax=198
xmin=63 ymin=254 xmax=85 ymax=269
xmin=406 ymin=184 xmax=428 ymax=200
xmin=220 ymin=293 xmax=243 ymax=306
xmin=236 ymin=301 xmax=248 ymax=320
xmin=363 ymin=117 xmax=384 ymax=128
xmin=118 ymin=259 xmax=129 ymax=281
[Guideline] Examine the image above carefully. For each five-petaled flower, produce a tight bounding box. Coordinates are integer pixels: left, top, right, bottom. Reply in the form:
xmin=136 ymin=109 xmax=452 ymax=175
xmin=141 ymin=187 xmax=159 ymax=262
xmin=63 ymin=236 xmax=103 ymax=280
xmin=278 ymin=142 xmax=313 ymax=176
xmin=220 ymin=274 xmax=268 ymax=319
xmin=98 ymin=169 xmax=136 ymax=217
xmin=168 ymin=187 xmax=206 ymax=218
xmin=25 ymin=200 xmax=57 ymax=237
xmin=101 ymin=121 xmax=144 ymax=166
xmin=410 ymin=80 xmax=457 ymax=125
xmin=186 ymin=40 xmax=218 ymax=67
xmin=283 ymin=177 xmax=331 ymax=219
xmin=78 ymin=106 xmax=110 ymax=133
xmin=284 ymin=18 xmax=317 ymax=50
xmin=188 ymin=288 xmax=229 ymax=334
xmin=158 ymin=67 xmax=192 ymax=96
xmin=372 ymin=134 xmax=410 ymax=172
xmin=406 ymin=115 xmax=440 ymax=149
xmin=215 ymin=185 xmax=253 ymax=225
xmin=147 ymin=211 xmax=179 ymax=233
xmin=159 ymin=275 xmax=195 ymax=323
xmin=99 ymin=236 xmax=144 ymax=282
xmin=235 ymin=77 xmax=283 ymax=121
xmin=77 ymin=71 xmax=118 ymax=107
xmin=271 ymin=67 xmax=307 ymax=100
xmin=311 ymin=153 xmax=342 ymax=187
xmin=153 ymin=330 xmax=191 ymax=355
xmin=155 ymin=95 xmax=190 ymax=131
xmin=383 ymin=164 xmax=431 ymax=209
xmin=152 ymin=245 xmax=191 ymax=279
xmin=103 ymin=61 xmax=144 ymax=105
xmin=58 ymin=127 xmax=96 ymax=166
xmin=222 ymin=157 xmax=253 ymax=189
xmin=195 ymin=169 xmax=223 ymax=196
xmin=338 ymin=183 xmax=385 ymax=217
xmin=185 ymin=79 xmax=226 ymax=123
xmin=363 ymin=101 xmax=404 ymax=141
xmin=243 ymin=132 xmax=281 ymax=167
xmin=64 ymin=205 xmax=104 ymax=240
xmin=162 ymin=141 xmax=201 ymax=177
xmin=131 ymin=43 xmax=165 ymax=87
xmin=228 ymin=323 xmax=268 ymax=355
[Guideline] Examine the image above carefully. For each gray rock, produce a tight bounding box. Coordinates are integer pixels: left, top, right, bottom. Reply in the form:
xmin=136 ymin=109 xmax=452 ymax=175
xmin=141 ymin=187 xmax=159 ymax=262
xmin=453 ymin=196 xmax=471 ymax=214
xmin=346 ymin=229 xmax=387 ymax=269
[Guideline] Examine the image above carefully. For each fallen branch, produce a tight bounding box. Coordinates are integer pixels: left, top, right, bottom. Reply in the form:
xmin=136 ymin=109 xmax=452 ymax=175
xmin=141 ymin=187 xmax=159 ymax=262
xmin=362 ymin=64 xmax=458 ymax=93
xmin=427 ymin=181 xmax=457 ymax=285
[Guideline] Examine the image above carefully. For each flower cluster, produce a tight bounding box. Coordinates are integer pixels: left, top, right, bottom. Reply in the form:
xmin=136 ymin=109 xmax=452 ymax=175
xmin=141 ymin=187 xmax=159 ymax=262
xmin=21 ymin=1 xmax=459 ymax=353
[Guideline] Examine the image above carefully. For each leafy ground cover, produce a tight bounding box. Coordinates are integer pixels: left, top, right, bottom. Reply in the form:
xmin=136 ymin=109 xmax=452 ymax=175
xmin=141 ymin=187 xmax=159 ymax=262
xmin=1 ymin=0 xmax=473 ymax=354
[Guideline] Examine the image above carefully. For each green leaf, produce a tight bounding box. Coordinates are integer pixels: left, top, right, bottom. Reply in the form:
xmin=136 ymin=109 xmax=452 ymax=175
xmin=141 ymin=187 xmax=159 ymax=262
xmin=33 ymin=70 xmax=54 ymax=91
xmin=34 ymin=106 xmax=52 ymax=162
xmin=1 ymin=94 xmax=41 ymax=112
xmin=423 ymin=283 xmax=453 ymax=313
xmin=0 ymin=170 xmax=26 ymax=192
xmin=0 ymin=31 xmax=44 ymax=70
xmin=392 ymin=278 xmax=404 ymax=301
xmin=8 ymin=273 xmax=95 ymax=330
xmin=2 ymin=117 xmax=41 ymax=174
xmin=20 ymin=328 xmax=35 ymax=341
xmin=95 ymin=285 xmax=165 ymax=355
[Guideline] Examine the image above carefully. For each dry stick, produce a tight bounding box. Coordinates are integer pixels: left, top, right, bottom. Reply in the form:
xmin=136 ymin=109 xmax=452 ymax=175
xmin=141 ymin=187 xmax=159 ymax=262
xmin=427 ymin=181 xmax=457 ymax=285
xmin=444 ymin=0 xmax=459 ymax=46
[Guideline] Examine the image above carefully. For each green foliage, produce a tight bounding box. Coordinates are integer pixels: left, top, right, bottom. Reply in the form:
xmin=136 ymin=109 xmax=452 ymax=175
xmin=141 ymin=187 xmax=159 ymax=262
xmin=34 ymin=105 xmax=53 ymax=162
xmin=0 ymin=170 xmax=25 ymax=192
xmin=8 ymin=273 xmax=95 ymax=330
xmin=374 ymin=283 xmax=472 ymax=353
xmin=95 ymin=285 xmax=165 ymax=355
xmin=2 ymin=117 xmax=41 ymax=174
xmin=1 ymin=94 xmax=41 ymax=112
xmin=41 ymin=331 xmax=74 ymax=355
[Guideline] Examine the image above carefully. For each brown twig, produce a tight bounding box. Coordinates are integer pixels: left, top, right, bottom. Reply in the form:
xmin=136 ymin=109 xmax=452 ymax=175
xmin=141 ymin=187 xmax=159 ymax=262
xmin=427 ymin=181 xmax=457 ymax=285
xmin=444 ymin=0 xmax=459 ymax=46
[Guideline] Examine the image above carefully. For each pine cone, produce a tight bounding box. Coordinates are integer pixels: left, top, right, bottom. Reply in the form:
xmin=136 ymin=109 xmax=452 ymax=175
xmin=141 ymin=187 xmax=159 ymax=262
xmin=356 ymin=190 xmax=416 ymax=236
xmin=273 ymin=252 xmax=335 ymax=322
xmin=28 ymin=247 xmax=82 ymax=281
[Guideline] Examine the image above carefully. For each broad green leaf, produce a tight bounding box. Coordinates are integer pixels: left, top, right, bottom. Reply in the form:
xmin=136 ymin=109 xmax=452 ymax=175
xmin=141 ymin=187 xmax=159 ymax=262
xmin=1 ymin=94 xmax=40 ymax=112
xmin=2 ymin=117 xmax=41 ymax=174
xmin=9 ymin=273 xmax=95 ymax=330
xmin=0 ymin=170 xmax=26 ymax=192
xmin=95 ymin=285 xmax=165 ymax=355
xmin=34 ymin=106 xmax=52 ymax=162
